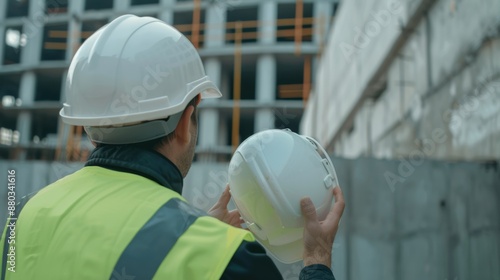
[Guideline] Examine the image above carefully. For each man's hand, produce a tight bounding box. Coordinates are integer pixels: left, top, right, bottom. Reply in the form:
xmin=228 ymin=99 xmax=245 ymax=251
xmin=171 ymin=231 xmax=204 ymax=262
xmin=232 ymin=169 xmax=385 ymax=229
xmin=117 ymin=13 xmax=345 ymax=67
xmin=208 ymin=185 xmax=244 ymax=228
xmin=300 ymin=186 xmax=345 ymax=269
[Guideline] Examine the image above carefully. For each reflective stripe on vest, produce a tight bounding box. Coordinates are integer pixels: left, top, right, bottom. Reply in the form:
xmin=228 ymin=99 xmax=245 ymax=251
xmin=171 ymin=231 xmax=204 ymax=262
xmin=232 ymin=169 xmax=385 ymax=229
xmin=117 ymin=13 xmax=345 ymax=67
xmin=1 ymin=166 xmax=254 ymax=280
xmin=110 ymin=198 xmax=205 ymax=279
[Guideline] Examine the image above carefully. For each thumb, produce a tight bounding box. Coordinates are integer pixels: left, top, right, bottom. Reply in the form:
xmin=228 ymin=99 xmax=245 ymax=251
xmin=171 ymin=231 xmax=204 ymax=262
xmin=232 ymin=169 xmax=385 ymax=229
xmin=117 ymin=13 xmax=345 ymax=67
xmin=217 ymin=185 xmax=232 ymax=207
xmin=300 ymin=197 xmax=318 ymax=224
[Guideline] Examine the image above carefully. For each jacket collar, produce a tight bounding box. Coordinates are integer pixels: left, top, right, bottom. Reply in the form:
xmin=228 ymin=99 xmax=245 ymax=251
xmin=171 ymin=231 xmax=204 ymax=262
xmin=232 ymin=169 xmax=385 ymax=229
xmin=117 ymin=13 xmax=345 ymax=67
xmin=85 ymin=145 xmax=184 ymax=194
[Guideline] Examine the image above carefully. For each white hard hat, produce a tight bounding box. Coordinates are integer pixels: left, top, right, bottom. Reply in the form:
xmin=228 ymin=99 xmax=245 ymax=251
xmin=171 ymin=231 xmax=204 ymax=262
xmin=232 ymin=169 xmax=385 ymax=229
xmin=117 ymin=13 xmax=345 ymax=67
xmin=228 ymin=129 xmax=339 ymax=263
xmin=59 ymin=14 xmax=221 ymax=144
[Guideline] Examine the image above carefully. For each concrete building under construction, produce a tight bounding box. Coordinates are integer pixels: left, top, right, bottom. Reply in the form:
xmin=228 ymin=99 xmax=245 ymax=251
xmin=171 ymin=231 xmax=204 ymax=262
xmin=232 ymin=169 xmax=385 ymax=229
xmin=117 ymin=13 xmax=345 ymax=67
xmin=0 ymin=0 xmax=337 ymax=162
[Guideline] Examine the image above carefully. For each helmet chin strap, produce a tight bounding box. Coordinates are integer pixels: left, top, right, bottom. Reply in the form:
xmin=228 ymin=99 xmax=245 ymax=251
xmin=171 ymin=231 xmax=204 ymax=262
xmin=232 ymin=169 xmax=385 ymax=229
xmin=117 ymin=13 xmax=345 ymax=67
xmin=84 ymin=111 xmax=183 ymax=144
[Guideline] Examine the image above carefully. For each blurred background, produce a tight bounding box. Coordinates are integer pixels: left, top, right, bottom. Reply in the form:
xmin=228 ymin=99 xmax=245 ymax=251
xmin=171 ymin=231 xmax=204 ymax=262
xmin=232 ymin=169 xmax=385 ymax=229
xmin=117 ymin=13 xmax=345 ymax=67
xmin=0 ymin=0 xmax=499 ymax=279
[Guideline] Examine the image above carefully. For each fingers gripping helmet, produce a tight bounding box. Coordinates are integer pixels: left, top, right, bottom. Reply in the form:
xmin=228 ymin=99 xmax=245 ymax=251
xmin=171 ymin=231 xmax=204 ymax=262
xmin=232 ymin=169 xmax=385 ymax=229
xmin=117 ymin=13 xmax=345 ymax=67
xmin=228 ymin=129 xmax=339 ymax=263
xmin=60 ymin=14 xmax=221 ymax=144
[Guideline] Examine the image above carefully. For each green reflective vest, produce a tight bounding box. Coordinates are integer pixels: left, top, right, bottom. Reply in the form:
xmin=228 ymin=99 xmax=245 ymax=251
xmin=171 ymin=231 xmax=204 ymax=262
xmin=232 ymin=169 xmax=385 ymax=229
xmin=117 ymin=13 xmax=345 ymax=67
xmin=1 ymin=166 xmax=254 ymax=279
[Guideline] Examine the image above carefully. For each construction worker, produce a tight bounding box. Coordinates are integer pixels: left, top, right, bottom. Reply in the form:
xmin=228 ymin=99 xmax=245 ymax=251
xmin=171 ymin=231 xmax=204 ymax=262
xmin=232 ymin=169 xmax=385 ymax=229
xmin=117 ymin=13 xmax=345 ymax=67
xmin=0 ymin=15 xmax=344 ymax=280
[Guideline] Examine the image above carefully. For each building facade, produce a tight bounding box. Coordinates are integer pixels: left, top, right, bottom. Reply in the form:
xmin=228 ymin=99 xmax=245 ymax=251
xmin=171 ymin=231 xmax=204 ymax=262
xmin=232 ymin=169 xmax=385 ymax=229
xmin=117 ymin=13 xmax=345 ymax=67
xmin=0 ymin=0 xmax=338 ymax=161
xmin=301 ymin=0 xmax=500 ymax=161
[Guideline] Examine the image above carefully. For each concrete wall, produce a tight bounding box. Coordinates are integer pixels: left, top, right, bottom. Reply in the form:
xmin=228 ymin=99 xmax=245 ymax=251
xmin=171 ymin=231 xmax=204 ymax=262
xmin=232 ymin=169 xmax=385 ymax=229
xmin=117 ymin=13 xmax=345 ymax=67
xmin=185 ymin=158 xmax=500 ymax=280
xmin=1 ymin=159 xmax=499 ymax=279
xmin=301 ymin=0 xmax=500 ymax=161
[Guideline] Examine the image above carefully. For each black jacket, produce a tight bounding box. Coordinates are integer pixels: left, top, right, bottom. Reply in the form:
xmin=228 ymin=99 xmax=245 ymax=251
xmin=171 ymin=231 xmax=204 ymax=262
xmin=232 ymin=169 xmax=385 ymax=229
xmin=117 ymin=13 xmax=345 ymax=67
xmin=86 ymin=145 xmax=336 ymax=280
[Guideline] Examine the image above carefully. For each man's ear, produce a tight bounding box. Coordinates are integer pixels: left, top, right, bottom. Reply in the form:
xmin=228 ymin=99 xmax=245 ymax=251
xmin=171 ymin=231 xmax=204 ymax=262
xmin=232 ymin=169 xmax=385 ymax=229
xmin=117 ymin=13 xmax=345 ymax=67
xmin=174 ymin=104 xmax=195 ymax=145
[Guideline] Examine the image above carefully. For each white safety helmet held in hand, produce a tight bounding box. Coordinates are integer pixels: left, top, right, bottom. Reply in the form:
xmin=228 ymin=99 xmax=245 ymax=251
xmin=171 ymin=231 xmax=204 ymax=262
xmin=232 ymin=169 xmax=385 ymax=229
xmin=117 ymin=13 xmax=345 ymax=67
xmin=228 ymin=129 xmax=339 ymax=263
xmin=60 ymin=14 xmax=221 ymax=144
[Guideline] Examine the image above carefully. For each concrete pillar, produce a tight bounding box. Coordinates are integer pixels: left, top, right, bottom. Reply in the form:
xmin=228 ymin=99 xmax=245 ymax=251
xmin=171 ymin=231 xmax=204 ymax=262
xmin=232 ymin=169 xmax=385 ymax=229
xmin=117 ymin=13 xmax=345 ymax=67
xmin=18 ymin=71 xmax=35 ymax=104
xmin=217 ymin=117 xmax=228 ymax=149
xmin=70 ymin=0 xmax=85 ymax=16
xmin=0 ymin=25 xmax=5 ymax=65
xmin=218 ymin=70 xmax=230 ymax=147
xmin=67 ymin=0 xmax=84 ymax=61
xmin=205 ymin=3 xmax=226 ymax=48
xmin=198 ymin=58 xmax=222 ymax=161
xmin=159 ymin=0 xmax=175 ymax=24
xmin=21 ymin=0 xmax=45 ymax=65
xmin=0 ymin=0 xmax=7 ymax=62
xmin=0 ymin=0 xmax=7 ymax=22
xmin=113 ymin=0 xmax=130 ymax=14
xmin=17 ymin=72 xmax=36 ymax=159
xmin=259 ymin=1 xmax=276 ymax=44
xmin=313 ymin=1 xmax=332 ymax=45
xmin=220 ymin=69 xmax=230 ymax=100
xmin=255 ymin=1 xmax=277 ymax=132
xmin=255 ymin=54 xmax=276 ymax=131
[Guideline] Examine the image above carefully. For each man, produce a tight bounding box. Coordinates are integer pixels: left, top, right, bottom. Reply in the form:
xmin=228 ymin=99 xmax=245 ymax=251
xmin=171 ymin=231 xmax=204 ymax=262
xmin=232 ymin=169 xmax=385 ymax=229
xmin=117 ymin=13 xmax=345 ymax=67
xmin=1 ymin=15 xmax=344 ymax=279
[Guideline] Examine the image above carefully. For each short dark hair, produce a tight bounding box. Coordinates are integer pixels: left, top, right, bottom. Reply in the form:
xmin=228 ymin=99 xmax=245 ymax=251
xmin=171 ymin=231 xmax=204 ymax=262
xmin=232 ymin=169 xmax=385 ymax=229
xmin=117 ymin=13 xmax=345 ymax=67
xmin=149 ymin=96 xmax=198 ymax=149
